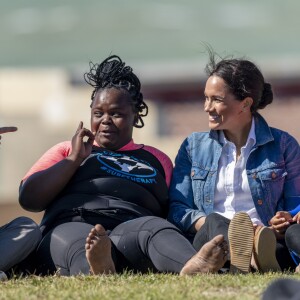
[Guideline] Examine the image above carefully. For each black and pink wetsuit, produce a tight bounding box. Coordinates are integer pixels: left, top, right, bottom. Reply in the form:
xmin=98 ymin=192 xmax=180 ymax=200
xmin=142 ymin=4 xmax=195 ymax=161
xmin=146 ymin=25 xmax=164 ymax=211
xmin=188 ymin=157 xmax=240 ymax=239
xmin=22 ymin=140 xmax=199 ymax=275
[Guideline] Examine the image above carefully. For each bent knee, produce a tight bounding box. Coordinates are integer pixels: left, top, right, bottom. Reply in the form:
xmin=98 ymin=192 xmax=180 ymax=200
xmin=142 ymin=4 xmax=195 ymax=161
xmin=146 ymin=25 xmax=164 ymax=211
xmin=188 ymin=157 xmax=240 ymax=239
xmin=13 ymin=216 xmax=38 ymax=227
xmin=139 ymin=216 xmax=181 ymax=232
xmin=15 ymin=216 xmax=42 ymax=245
xmin=286 ymin=224 xmax=300 ymax=249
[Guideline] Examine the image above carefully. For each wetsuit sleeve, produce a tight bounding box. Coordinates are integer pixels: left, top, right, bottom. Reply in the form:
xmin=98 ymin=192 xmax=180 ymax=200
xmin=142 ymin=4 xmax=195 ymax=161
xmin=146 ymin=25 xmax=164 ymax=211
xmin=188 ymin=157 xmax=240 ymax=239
xmin=142 ymin=145 xmax=173 ymax=187
xmin=22 ymin=141 xmax=72 ymax=181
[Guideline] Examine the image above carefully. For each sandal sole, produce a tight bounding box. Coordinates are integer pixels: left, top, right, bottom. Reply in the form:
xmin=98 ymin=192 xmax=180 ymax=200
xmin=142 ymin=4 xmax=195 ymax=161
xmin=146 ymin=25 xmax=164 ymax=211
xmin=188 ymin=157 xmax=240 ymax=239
xmin=228 ymin=212 xmax=254 ymax=274
xmin=254 ymin=227 xmax=281 ymax=272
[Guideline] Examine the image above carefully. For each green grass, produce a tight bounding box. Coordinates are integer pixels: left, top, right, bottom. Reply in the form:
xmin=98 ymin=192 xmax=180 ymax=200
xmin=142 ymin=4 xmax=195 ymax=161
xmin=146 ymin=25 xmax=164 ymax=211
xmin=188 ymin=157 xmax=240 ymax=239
xmin=0 ymin=272 xmax=299 ymax=300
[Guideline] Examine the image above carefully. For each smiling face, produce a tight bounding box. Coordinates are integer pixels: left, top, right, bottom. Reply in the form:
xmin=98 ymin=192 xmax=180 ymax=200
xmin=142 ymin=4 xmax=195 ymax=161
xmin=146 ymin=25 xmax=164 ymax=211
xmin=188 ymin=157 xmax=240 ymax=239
xmin=204 ymin=75 xmax=251 ymax=134
xmin=91 ymin=88 xmax=136 ymax=150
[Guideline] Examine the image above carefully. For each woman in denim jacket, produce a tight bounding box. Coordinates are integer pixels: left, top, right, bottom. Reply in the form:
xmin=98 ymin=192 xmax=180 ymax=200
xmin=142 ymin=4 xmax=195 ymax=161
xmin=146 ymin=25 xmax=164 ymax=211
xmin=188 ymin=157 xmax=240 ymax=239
xmin=168 ymin=50 xmax=300 ymax=273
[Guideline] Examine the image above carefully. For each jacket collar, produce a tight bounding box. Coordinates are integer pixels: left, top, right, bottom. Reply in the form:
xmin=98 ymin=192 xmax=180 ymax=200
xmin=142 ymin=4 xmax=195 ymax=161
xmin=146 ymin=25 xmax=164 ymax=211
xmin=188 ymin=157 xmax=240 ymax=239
xmin=208 ymin=113 xmax=274 ymax=147
xmin=253 ymin=113 xmax=274 ymax=146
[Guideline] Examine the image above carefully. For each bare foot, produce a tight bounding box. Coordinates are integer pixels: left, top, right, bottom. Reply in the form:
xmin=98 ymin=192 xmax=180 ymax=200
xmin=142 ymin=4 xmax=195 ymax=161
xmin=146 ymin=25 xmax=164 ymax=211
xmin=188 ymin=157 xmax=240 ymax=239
xmin=180 ymin=234 xmax=228 ymax=275
xmin=295 ymin=264 xmax=300 ymax=273
xmin=85 ymin=224 xmax=116 ymax=275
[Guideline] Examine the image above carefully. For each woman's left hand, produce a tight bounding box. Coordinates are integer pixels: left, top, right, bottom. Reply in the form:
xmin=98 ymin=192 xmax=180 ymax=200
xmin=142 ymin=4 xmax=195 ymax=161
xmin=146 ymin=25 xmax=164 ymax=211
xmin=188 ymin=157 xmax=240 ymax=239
xmin=268 ymin=211 xmax=292 ymax=238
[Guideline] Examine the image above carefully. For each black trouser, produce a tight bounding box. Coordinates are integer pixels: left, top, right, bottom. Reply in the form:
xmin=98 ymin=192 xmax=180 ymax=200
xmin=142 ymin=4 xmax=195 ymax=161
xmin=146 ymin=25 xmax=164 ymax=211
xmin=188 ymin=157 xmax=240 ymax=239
xmin=285 ymin=224 xmax=300 ymax=266
xmin=35 ymin=216 xmax=197 ymax=276
xmin=192 ymin=213 xmax=295 ymax=271
xmin=193 ymin=213 xmax=230 ymax=251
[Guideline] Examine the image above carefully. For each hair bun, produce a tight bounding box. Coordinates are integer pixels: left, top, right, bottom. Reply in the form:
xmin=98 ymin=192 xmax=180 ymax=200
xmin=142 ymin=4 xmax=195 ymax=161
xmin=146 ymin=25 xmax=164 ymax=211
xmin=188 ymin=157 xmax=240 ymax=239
xmin=258 ymin=83 xmax=273 ymax=109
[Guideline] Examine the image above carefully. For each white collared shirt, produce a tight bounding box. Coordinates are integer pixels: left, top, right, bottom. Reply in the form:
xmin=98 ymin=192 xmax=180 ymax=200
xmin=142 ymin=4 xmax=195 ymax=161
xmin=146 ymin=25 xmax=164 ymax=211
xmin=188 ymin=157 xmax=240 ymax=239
xmin=213 ymin=118 xmax=263 ymax=225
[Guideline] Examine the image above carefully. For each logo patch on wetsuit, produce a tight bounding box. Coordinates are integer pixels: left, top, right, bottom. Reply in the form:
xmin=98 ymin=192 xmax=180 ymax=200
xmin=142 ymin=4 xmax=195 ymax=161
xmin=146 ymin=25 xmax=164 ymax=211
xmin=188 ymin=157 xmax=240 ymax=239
xmin=96 ymin=151 xmax=157 ymax=184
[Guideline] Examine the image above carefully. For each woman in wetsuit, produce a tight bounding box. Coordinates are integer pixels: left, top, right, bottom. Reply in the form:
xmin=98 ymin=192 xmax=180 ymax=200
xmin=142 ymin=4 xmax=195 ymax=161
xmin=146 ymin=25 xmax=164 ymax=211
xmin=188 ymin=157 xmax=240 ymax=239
xmin=19 ymin=55 xmax=227 ymax=276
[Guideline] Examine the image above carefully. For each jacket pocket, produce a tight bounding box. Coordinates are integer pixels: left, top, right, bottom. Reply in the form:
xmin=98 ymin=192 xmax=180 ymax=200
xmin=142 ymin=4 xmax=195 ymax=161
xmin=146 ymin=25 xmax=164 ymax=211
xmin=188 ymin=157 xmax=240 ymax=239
xmin=257 ymin=167 xmax=287 ymax=182
xmin=254 ymin=167 xmax=287 ymax=207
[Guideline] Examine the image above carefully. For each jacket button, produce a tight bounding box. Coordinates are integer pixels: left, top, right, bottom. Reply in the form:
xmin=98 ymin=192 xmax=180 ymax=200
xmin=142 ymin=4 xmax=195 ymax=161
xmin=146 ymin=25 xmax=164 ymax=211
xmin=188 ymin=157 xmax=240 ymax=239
xmin=271 ymin=172 xmax=277 ymax=179
xmin=191 ymin=170 xmax=195 ymax=177
xmin=252 ymin=173 xmax=257 ymax=179
xmin=257 ymin=199 xmax=263 ymax=205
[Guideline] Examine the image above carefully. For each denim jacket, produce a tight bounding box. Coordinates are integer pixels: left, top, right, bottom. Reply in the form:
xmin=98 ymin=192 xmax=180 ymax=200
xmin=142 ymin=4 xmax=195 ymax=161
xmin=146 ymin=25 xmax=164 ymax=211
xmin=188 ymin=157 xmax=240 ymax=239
xmin=168 ymin=113 xmax=300 ymax=232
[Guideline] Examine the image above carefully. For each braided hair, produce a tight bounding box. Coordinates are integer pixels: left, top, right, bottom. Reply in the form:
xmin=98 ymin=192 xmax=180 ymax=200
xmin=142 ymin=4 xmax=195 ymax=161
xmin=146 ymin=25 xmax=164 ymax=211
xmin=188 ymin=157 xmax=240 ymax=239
xmin=84 ymin=55 xmax=148 ymax=128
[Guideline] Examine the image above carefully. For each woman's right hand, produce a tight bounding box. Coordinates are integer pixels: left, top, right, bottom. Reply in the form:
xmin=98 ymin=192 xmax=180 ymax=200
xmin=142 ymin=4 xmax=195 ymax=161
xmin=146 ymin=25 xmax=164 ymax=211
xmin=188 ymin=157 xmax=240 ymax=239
xmin=20 ymin=122 xmax=95 ymax=212
xmin=68 ymin=122 xmax=95 ymax=163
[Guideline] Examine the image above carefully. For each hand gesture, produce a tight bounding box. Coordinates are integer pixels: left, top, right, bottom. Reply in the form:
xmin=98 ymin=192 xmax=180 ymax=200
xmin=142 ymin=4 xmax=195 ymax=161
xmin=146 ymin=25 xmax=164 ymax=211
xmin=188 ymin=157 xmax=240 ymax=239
xmin=68 ymin=122 xmax=95 ymax=163
xmin=0 ymin=126 xmax=17 ymax=144
xmin=269 ymin=211 xmax=292 ymax=238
